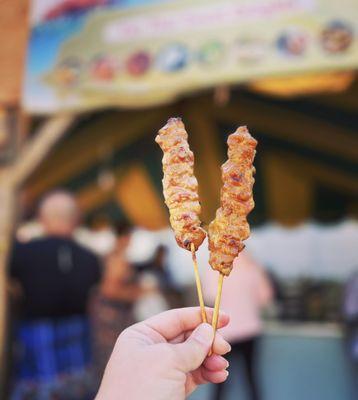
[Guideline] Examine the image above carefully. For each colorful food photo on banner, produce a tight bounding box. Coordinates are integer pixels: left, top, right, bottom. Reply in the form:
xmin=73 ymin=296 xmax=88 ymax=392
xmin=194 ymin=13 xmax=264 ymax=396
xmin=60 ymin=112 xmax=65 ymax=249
xmin=23 ymin=0 xmax=358 ymax=113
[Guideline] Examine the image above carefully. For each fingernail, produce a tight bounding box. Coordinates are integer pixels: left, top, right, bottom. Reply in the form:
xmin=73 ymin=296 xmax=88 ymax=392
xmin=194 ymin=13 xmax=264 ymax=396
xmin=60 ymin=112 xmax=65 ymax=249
xmin=194 ymin=323 xmax=214 ymax=345
xmin=224 ymin=359 xmax=229 ymax=369
xmin=216 ymin=336 xmax=231 ymax=354
xmin=222 ymin=340 xmax=231 ymax=354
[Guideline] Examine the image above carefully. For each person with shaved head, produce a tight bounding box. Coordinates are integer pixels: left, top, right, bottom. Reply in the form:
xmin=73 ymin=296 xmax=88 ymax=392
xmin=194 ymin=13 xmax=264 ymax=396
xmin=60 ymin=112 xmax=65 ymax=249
xmin=39 ymin=190 xmax=80 ymax=236
xmin=9 ymin=190 xmax=101 ymax=400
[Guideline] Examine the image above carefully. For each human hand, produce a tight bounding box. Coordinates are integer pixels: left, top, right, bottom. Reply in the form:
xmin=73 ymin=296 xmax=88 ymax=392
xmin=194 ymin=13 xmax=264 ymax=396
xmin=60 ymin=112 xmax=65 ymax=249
xmin=95 ymin=307 xmax=231 ymax=400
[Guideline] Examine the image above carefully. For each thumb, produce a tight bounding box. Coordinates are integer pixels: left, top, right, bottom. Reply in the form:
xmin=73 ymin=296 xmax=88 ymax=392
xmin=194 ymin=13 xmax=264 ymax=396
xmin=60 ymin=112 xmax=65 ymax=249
xmin=173 ymin=323 xmax=213 ymax=372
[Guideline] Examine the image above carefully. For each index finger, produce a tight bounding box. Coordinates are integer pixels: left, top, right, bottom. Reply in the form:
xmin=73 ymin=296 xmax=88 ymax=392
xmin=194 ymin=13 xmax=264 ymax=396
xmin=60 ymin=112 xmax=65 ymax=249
xmin=143 ymin=307 xmax=230 ymax=340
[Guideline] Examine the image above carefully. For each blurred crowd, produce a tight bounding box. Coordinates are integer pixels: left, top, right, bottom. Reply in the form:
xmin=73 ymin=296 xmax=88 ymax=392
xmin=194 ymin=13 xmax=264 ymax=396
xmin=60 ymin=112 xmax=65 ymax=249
xmin=7 ymin=191 xmax=358 ymax=400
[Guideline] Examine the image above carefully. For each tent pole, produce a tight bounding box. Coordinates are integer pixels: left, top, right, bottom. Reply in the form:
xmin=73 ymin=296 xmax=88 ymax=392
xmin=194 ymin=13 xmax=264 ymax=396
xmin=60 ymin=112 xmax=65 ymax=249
xmin=0 ymin=113 xmax=75 ymax=398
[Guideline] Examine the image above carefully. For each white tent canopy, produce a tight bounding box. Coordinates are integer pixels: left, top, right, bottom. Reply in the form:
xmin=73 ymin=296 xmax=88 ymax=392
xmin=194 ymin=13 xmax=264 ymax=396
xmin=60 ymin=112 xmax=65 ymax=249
xmin=126 ymin=219 xmax=358 ymax=284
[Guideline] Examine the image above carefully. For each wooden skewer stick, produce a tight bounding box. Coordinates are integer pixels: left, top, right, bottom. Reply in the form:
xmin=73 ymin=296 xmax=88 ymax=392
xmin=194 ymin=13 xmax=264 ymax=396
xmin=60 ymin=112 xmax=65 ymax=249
xmin=190 ymin=242 xmax=207 ymax=323
xmin=211 ymin=273 xmax=224 ymax=353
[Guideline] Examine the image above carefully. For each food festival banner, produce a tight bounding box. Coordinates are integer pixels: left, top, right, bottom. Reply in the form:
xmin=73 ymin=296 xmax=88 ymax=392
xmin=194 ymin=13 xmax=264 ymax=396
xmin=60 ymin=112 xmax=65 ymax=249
xmin=23 ymin=0 xmax=358 ymax=113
